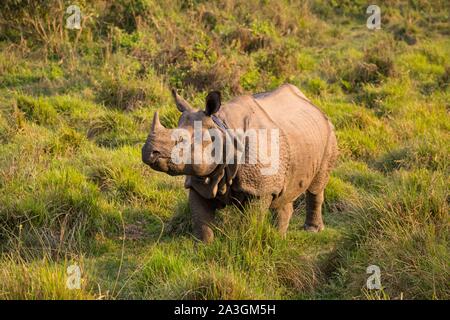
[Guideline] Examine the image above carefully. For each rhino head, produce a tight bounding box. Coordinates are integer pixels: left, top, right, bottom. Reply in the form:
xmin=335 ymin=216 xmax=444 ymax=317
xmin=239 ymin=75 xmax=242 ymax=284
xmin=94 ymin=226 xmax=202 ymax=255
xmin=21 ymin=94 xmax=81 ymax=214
xmin=142 ymin=90 xmax=223 ymax=177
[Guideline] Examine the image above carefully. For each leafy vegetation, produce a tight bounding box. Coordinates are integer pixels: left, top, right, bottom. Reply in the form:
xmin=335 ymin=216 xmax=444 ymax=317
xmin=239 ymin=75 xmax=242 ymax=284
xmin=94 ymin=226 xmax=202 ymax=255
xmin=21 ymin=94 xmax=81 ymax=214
xmin=0 ymin=0 xmax=448 ymax=299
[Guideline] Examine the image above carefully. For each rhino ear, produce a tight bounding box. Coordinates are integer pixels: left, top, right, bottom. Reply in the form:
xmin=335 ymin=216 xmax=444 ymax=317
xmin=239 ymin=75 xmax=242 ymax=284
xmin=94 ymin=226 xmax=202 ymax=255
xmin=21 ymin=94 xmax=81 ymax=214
xmin=171 ymin=89 xmax=193 ymax=113
xmin=205 ymin=91 xmax=221 ymax=116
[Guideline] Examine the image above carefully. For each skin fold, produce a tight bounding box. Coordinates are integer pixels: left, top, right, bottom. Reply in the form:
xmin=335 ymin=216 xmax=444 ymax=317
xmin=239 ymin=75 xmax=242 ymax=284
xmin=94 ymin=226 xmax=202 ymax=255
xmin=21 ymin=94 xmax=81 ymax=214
xmin=142 ymin=84 xmax=338 ymax=243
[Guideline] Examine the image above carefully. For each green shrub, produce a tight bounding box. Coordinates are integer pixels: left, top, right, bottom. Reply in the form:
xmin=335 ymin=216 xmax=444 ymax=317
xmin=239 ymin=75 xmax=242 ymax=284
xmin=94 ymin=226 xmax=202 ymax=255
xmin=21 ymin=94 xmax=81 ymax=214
xmin=159 ymin=106 xmax=180 ymax=129
xmin=46 ymin=127 xmax=86 ymax=155
xmin=377 ymin=136 xmax=448 ymax=172
xmin=0 ymin=113 xmax=10 ymax=143
xmin=337 ymin=124 xmax=395 ymax=162
xmin=0 ymin=255 xmax=94 ymax=300
xmin=357 ymin=78 xmax=412 ymax=117
xmin=324 ymin=176 xmax=358 ymax=211
xmin=339 ymin=169 xmax=449 ymax=299
xmin=304 ymin=77 xmax=328 ymax=96
xmin=97 ymin=77 xmax=148 ymax=111
xmin=16 ymin=95 xmax=58 ymax=126
xmin=87 ymin=111 xmax=139 ymax=147
xmin=341 ymin=40 xmax=396 ymax=91
xmin=334 ymin=161 xmax=386 ymax=193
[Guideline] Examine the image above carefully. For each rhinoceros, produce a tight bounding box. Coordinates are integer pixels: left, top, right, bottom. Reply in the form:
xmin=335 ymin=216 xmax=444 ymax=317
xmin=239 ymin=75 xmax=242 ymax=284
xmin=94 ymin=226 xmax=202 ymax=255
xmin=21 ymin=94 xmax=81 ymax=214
xmin=142 ymin=84 xmax=338 ymax=243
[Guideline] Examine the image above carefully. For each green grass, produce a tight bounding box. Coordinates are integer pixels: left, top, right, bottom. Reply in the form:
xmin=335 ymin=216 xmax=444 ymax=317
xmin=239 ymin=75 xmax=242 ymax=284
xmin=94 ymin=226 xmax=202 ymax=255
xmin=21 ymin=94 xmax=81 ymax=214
xmin=0 ymin=0 xmax=449 ymax=300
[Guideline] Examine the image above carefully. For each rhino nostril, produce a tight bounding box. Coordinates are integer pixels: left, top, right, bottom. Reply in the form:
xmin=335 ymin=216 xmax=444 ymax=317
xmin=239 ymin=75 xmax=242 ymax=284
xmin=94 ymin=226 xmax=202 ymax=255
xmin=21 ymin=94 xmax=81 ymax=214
xmin=150 ymin=150 xmax=161 ymax=162
xmin=142 ymin=145 xmax=161 ymax=165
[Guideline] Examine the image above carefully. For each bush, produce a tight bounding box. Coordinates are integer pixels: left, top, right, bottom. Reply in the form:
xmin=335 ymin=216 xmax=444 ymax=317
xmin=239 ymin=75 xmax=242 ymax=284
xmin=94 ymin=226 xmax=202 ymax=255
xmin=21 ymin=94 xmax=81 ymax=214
xmin=324 ymin=176 xmax=358 ymax=212
xmin=16 ymin=94 xmax=58 ymax=126
xmin=97 ymin=77 xmax=147 ymax=111
xmin=0 ymin=255 xmax=94 ymax=299
xmin=341 ymin=40 xmax=396 ymax=91
xmin=339 ymin=169 xmax=449 ymax=299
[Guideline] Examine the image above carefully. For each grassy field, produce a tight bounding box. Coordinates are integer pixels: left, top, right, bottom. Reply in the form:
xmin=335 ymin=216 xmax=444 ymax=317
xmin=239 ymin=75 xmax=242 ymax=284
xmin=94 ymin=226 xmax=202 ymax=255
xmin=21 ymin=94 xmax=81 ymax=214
xmin=0 ymin=0 xmax=448 ymax=299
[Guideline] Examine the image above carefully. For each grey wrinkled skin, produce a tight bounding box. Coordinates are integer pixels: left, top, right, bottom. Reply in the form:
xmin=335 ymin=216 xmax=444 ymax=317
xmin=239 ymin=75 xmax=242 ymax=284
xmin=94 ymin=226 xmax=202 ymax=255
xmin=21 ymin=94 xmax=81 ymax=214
xmin=142 ymin=84 xmax=338 ymax=243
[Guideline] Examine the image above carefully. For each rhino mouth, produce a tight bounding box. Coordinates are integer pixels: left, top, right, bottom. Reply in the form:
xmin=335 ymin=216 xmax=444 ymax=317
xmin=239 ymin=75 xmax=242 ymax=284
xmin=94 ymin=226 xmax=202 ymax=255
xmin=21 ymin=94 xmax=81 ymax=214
xmin=149 ymin=155 xmax=168 ymax=170
xmin=149 ymin=156 xmax=181 ymax=176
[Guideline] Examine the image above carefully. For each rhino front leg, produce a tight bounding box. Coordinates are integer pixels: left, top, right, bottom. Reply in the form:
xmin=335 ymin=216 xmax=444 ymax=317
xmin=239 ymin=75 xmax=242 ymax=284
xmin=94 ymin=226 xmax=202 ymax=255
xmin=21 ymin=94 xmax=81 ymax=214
xmin=276 ymin=202 xmax=293 ymax=237
xmin=304 ymin=190 xmax=325 ymax=232
xmin=189 ymin=189 xmax=216 ymax=243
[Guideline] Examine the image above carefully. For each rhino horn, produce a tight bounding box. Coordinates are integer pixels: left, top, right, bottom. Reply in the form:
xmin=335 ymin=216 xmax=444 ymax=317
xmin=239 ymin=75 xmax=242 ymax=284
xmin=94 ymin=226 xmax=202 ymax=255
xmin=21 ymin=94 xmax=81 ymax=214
xmin=151 ymin=111 xmax=164 ymax=132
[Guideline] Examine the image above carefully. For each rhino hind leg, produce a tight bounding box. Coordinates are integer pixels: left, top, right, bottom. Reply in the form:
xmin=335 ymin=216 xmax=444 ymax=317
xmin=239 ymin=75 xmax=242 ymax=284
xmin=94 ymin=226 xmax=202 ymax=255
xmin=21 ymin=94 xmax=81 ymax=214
xmin=275 ymin=202 xmax=294 ymax=237
xmin=189 ymin=189 xmax=216 ymax=243
xmin=303 ymin=133 xmax=337 ymax=233
xmin=304 ymin=190 xmax=325 ymax=232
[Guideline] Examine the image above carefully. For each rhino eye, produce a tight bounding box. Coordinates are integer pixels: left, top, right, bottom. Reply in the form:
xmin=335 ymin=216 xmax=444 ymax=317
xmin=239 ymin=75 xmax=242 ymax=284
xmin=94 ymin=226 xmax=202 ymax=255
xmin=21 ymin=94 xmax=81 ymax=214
xmin=177 ymin=136 xmax=184 ymax=144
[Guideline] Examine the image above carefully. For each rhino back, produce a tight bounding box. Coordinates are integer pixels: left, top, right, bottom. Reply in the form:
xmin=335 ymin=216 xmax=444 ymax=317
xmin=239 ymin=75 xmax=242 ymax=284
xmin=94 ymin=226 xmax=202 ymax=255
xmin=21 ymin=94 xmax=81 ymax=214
xmin=254 ymin=84 xmax=334 ymax=204
xmin=217 ymin=84 xmax=333 ymax=205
